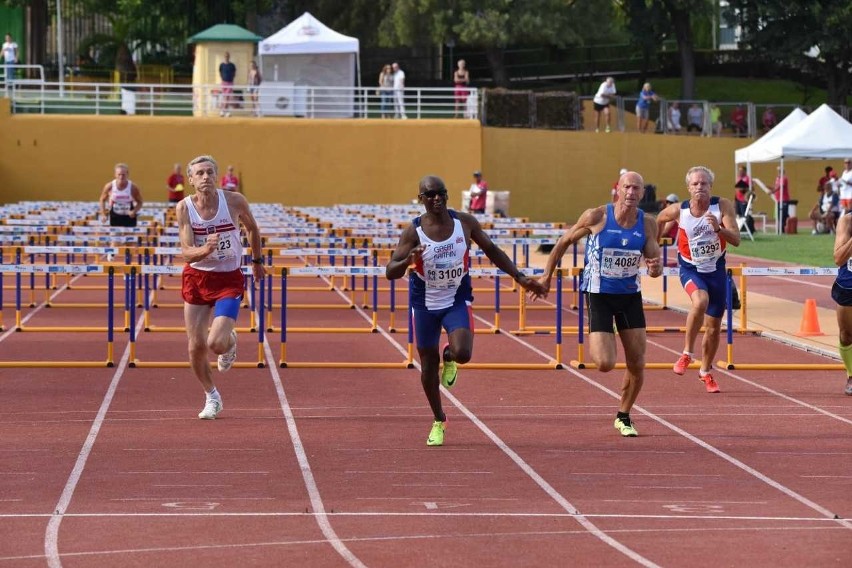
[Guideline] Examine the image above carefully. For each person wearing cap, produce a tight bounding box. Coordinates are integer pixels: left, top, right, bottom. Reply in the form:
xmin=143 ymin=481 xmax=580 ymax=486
xmin=468 ymin=170 xmax=488 ymax=214
xmin=532 ymin=170 xmax=662 ymax=437
xmin=656 ymin=166 xmax=740 ymax=394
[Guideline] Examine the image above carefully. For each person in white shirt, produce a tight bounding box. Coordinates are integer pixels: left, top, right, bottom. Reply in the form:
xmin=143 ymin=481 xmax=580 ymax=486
xmin=391 ymin=61 xmax=407 ymax=119
xmin=840 ymin=159 xmax=852 ymax=213
xmin=2 ymin=33 xmax=18 ymax=83
xmin=592 ymin=76 xmax=616 ymax=133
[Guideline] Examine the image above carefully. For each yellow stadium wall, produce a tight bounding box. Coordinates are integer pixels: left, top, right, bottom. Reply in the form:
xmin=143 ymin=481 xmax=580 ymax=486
xmin=0 ymin=99 xmax=827 ymax=222
xmin=482 ymin=127 xmax=825 ymax=223
xmin=0 ymin=100 xmax=482 ymax=208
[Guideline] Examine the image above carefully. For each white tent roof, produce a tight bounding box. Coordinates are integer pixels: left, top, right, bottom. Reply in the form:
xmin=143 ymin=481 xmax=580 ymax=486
xmin=259 ymin=12 xmax=359 ymax=55
xmin=734 ymin=108 xmax=807 ymax=164
xmin=735 ymin=104 xmax=852 ymax=163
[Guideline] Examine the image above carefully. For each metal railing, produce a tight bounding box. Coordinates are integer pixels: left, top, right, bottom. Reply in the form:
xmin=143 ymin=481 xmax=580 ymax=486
xmin=580 ymin=95 xmax=850 ymax=137
xmin=1 ymin=75 xmax=480 ymax=120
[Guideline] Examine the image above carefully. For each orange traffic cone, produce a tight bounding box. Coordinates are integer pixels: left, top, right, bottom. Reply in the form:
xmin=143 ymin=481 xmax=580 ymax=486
xmin=796 ymin=298 xmax=824 ymax=337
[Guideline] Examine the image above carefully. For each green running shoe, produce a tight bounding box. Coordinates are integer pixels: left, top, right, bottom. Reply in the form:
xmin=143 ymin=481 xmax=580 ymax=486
xmin=441 ymin=343 xmax=458 ymax=388
xmin=614 ymin=416 xmax=638 ymax=437
xmin=427 ymin=420 xmax=446 ymax=446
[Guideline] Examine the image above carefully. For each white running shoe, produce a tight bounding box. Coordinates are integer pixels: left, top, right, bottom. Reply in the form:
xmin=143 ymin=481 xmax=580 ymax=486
xmin=198 ymin=398 xmax=222 ymax=420
xmin=217 ymin=330 xmax=238 ymax=372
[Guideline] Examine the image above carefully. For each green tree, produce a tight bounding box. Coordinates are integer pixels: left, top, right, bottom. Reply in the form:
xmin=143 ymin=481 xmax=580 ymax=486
xmin=726 ymin=0 xmax=852 ymax=105
xmin=376 ymin=0 xmax=617 ymax=87
xmin=619 ymin=0 xmax=709 ymax=99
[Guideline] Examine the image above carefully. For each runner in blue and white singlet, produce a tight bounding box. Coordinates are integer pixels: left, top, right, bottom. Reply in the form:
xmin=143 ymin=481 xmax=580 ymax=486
xmin=386 ymin=175 xmax=546 ymax=446
xmin=582 ymin=202 xmax=646 ymax=294
xmin=831 ymin=210 xmax=852 ymax=395
xmin=410 ymin=210 xmax=472 ymax=310
xmin=534 ymin=171 xmax=662 ymax=437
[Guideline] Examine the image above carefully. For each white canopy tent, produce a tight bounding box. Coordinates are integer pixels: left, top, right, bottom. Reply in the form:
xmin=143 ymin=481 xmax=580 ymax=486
xmin=258 ymin=12 xmax=361 ymax=118
xmin=734 ymin=104 xmax=852 ymax=234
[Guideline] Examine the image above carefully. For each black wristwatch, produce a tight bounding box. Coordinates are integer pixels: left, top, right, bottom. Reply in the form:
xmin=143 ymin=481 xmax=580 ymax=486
xmin=251 ymin=257 xmax=264 ymax=264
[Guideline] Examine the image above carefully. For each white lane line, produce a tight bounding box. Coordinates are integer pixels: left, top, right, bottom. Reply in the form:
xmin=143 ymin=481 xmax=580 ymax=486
xmin=44 ymin=298 xmax=144 ymax=568
xmin=3 ymin=524 xmax=846 ymax=563
xmin=261 ymin=336 xmax=367 ymax=568
xmin=120 ymin=471 xmax=270 ymax=474
xmin=5 ymin=511 xmax=848 ymax=521
xmin=560 ymin=361 xmax=852 ymax=530
xmin=333 ymin=300 xmax=663 ymax=567
xmin=647 ymin=338 xmax=852 ymax=426
xmin=345 ymin=470 xmax=491 ymax=475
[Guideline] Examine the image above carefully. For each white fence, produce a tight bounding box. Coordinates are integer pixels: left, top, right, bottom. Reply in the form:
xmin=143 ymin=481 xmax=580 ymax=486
xmin=1 ymin=71 xmax=479 ymax=120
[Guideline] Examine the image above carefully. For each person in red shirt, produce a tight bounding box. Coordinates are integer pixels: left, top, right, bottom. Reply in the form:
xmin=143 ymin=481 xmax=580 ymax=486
xmin=773 ymin=167 xmax=792 ymax=231
xmin=817 ymin=166 xmax=834 ymax=198
xmin=166 ymin=163 xmax=185 ymax=204
xmin=730 ymin=105 xmax=747 ymax=137
xmin=734 ymin=164 xmax=751 ymax=216
xmin=468 ymin=170 xmax=488 ymax=214
xmin=220 ymin=165 xmax=240 ymax=193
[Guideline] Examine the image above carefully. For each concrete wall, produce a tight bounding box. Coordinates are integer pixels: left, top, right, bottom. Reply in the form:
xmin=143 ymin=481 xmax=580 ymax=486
xmin=483 ymin=128 xmax=826 ymax=222
xmin=0 ymin=101 xmax=482 ymax=208
xmin=0 ymin=99 xmax=828 ymax=222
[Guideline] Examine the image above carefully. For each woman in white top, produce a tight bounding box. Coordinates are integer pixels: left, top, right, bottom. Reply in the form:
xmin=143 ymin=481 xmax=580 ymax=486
xmin=593 ymin=76 xmax=616 ymax=133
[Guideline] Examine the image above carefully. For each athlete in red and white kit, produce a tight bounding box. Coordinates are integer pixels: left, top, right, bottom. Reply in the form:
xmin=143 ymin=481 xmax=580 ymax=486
xmin=176 ymin=155 xmax=265 ymax=420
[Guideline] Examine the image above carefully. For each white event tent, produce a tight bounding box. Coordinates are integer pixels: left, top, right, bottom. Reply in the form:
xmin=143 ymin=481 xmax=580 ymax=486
xmin=734 ymin=104 xmax=852 ymax=233
xmin=258 ymin=12 xmax=361 ymax=118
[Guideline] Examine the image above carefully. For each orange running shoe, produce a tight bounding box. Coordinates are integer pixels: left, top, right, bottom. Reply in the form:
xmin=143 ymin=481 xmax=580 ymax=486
xmin=673 ymin=353 xmax=692 ymax=375
xmin=701 ymin=373 xmax=721 ymax=393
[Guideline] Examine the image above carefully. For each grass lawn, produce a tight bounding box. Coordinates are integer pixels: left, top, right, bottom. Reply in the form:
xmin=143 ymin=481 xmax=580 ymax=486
xmin=732 ymin=230 xmax=835 ymax=266
xmin=649 ymin=76 xmax=843 ymax=107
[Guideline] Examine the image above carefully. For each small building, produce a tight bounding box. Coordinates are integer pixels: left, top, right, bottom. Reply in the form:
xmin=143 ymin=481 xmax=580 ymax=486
xmin=188 ymin=23 xmax=263 ymax=117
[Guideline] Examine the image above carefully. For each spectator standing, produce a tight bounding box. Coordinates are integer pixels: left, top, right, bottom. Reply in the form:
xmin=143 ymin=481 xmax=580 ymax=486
xmin=635 ymin=82 xmax=656 ymax=133
xmin=176 ymin=155 xmax=265 ymax=420
xmin=686 ymin=103 xmax=704 ymax=135
xmin=533 ymin=171 xmax=663 ymax=436
xmin=761 ymin=106 xmax=777 ymax=133
xmin=220 ymin=166 xmax=240 ymax=193
xmin=166 ymin=163 xmax=185 ymax=204
xmin=468 ymin=171 xmax=488 ymax=214
xmin=831 ymin=211 xmax=852 ymax=396
xmin=710 ymin=104 xmax=722 ymax=137
xmin=840 ymin=159 xmax=852 ymax=214
xmin=730 ymin=105 xmax=747 ymax=137
xmin=593 ymin=76 xmax=616 ymax=133
xmin=1 ymin=33 xmax=17 ymax=83
xmin=391 ymin=62 xmax=407 ymax=119
xmin=773 ymin=167 xmax=792 ymax=231
xmin=655 ymin=166 xmax=740 ymax=394
xmin=378 ymin=64 xmax=393 ymax=119
xmin=247 ymin=60 xmax=262 ymax=117
xmin=453 ymin=59 xmax=470 ymax=118
xmin=218 ymin=52 xmax=237 ymax=117
xmin=384 ymin=176 xmax=545 ymax=445
xmin=667 ymin=101 xmax=682 ymax=134
xmin=734 ymin=165 xmax=751 ymax=217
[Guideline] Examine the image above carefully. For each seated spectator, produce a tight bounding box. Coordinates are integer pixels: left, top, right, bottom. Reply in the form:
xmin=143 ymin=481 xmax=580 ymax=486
xmin=730 ymin=105 xmax=747 ymax=137
xmin=666 ymin=102 xmax=682 ymax=134
xmin=710 ymin=104 xmax=722 ymax=137
xmin=686 ymin=103 xmax=704 ymax=134
xmin=761 ymin=106 xmax=777 ymax=133
xmin=810 ymin=182 xmax=840 ymax=234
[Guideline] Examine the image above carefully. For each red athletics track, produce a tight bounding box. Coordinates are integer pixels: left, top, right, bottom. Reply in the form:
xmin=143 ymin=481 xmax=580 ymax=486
xmin=0 ymin=270 xmax=851 ymax=567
